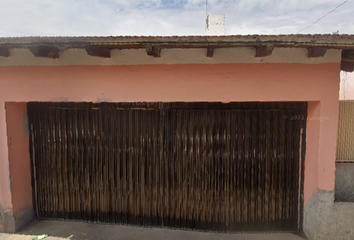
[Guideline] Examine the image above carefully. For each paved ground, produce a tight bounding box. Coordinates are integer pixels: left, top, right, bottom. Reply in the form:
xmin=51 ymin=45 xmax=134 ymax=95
xmin=0 ymin=220 xmax=305 ymax=240
xmin=0 ymin=233 xmax=64 ymax=240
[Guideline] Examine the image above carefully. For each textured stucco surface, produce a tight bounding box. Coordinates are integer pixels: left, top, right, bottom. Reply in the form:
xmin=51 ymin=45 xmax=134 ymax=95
xmin=304 ymin=190 xmax=354 ymax=240
xmin=0 ymin=201 xmax=4 ymax=232
xmin=304 ymin=191 xmax=318 ymax=240
xmin=3 ymin=214 xmax=15 ymax=233
xmin=12 ymin=207 xmax=34 ymax=232
xmin=335 ymin=163 xmax=354 ymax=202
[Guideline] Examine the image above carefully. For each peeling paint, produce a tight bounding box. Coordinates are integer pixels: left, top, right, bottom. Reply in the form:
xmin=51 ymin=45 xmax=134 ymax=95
xmin=7 ymin=163 xmax=11 ymax=191
xmin=52 ymin=97 xmax=69 ymax=102
xmin=97 ymin=98 xmax=112 ymax=103
xmin=23 ymin=112 xmax=29 ymax=136
xmin=0 ymin=201 xmax=4 ymax=221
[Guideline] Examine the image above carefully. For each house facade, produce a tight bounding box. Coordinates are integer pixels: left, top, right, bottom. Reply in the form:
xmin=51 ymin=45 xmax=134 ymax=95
xmin=0 ymin=35 xmax=354 ymax=240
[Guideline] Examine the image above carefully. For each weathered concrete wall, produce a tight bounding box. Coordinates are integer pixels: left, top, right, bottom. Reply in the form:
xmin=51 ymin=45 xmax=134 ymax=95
xmin=305 ymin=162 xmax=354 ymax=239
xmin=305 ymin=190 xmax=354 ymax=240
xmin=304 ymin=191 xmax=318 ymax=240
xmin=0 ymin=201 xmax=4 ymax=232
xmin=335 ymin=163 xmax=354 ymax=202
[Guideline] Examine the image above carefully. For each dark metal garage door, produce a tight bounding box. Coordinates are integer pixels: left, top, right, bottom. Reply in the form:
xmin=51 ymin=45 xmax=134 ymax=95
xmin=28 ymin=102 xmax=306 ymax=233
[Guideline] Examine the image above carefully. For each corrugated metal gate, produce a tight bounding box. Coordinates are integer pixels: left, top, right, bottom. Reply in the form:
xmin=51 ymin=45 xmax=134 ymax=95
xmin=28 ymin=102 xmax=306 ymax=233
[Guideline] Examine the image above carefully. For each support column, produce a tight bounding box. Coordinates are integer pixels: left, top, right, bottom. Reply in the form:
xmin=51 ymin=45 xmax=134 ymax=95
xmin=303 ymin=101 xmax=321 ymax=240
xmin=0 ymin=102 xmax=34 ymax=233
xmin=303 ymin=96 xmax=340 ymax=240
xmin=0 ymin=101 xmax=15 ymax=232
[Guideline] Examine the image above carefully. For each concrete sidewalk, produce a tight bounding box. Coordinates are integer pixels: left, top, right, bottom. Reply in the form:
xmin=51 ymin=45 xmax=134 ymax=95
xmin=1 ymin=220 xmax=306 ymax=240
xmin=0 ymin=233 xmax=64 ymax=240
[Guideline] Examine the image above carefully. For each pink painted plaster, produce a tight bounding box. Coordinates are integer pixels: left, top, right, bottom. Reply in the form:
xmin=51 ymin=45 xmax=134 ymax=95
xmin=5 ymin=102 xmax=32 ymax=212
xmin=0 ymin=102 xmax=11 ymax=212
xmin=0 ymin=63 xmax=340 ymax=212
xmin=304 ymin=102 xmax=320 ymax=205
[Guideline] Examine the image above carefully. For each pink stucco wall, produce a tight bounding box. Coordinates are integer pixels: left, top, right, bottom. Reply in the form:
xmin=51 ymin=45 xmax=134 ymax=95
xmin=304 ymin=102 xmax=321 ymax=205
xmin=0 ymin=63 xmax=340 ymax=217
xmin=0 ymin=103 xmax=11 ymax=213
xmin=4 ymin=103 xmax=32 ymax=213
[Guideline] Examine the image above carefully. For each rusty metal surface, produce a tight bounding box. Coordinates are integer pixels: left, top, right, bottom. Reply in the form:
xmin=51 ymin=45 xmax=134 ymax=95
xmin=28 ymin=102 xmax=307 ymax=233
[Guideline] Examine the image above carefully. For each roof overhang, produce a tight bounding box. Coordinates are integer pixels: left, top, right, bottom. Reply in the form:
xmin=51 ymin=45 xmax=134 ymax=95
xmin=0 ymin=34 xmax=353 ymax=71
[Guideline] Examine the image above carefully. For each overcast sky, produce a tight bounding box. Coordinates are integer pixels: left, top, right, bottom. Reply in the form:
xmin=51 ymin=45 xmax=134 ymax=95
xmin=0 ymin=0 xmax=353 ymax=37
